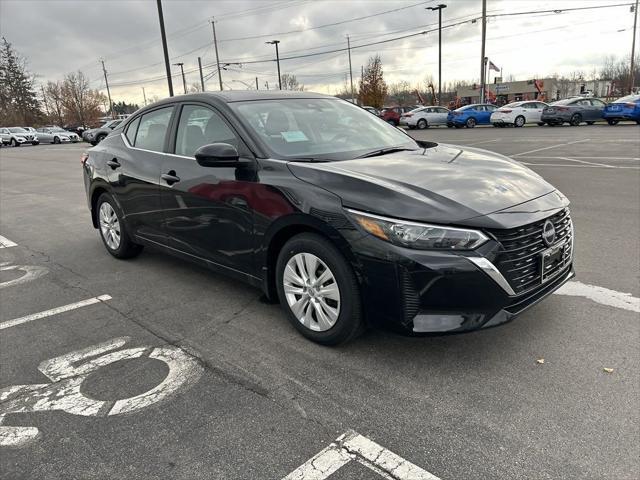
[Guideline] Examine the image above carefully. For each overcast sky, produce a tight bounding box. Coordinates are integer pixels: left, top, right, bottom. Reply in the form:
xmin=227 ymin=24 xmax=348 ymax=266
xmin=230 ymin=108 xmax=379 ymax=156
xmin=0 ymin=0 xmax=635 ymax=105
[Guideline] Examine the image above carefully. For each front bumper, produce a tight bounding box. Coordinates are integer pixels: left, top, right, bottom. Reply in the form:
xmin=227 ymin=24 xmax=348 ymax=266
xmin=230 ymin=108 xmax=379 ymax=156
xmin=349 ymin=230 xmax=574 ymax=334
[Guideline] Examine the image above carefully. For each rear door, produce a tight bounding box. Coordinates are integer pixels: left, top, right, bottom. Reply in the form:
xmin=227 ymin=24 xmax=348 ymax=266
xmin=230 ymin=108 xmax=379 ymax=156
xmin=107 ymin=105 xmax=175 ymax=245
xmin=434 ymin=107 xmax=449 ymax=124
xmin=158 ymin=102 xmax=256 ymax=275
xmin=589 ymin=99 xmax=606 ymax=120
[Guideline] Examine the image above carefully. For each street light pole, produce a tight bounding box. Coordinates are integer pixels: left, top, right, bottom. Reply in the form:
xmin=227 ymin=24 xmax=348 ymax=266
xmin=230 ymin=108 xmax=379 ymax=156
xmin=211 ymin=17 xmax=224 ymax=91
xmin=630 ymin=0 xmax=639 ymax=93
xmin=266 ymin=40 xmax=282 ymax=90
xmin=347 ymin=35 xmax=355 ymax=104
xmin=174 ymin=62 xmax=186 ymax=94
xmin=427 ymin=4 xmax=447 ymax=106
xmin=156 ymin=0 xmax=173 ymax=97
xmin=479 ymin=0 xmax=487 ymax=103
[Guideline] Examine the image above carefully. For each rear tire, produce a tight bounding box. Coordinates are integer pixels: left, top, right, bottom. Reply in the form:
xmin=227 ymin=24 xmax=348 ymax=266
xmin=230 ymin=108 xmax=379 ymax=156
xmin=417 ymin=119 xmax=428 ymax=129
xmin=276 ymin=233 xmax=364 ymax=345
xmin=570 ymin=113 xmax=582 ymax=126
xmin=514 ymin=115 xmax=525 ymax=128
xmin=537 ymin=122 xmax=545 ymax=126
xmin=466 ymin=117 xmax=476 ymax=128
xmin=586 ymin=121 xmax=595 ymax=125
xmin=96 ymin=193 xmax=143 ymax=259
xmin=606 ymin=119 xmax=619 ymax=126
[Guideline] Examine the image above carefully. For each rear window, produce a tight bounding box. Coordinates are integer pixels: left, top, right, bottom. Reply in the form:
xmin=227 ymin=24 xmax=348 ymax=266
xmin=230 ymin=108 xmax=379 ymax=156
xmin=125 ymin=116 xmax=140 ymax=144
xmin=614 ymin=94 xmax=640 ymax=103
xmin=134 ymin=107 xmax=173 ymax=152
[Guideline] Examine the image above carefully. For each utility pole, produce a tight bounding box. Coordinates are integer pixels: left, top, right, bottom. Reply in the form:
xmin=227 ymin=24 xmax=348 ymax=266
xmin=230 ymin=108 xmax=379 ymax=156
xmin=347 ymin=35 xmax=355 ymax=104
xmin=427 ymin=4 xmax=447 ymax=106
xmin=479 ymin=0 xmax=487 ymax=103
xmin=174 ymin=62 xmax=186 ymax=94
xmin=266 ymin=40 xmax=282 ymax=90
xmin=142 ymin=87 xmax=147 ymax=106
xmin=211 ymin=17 xmax=223 ymax=91
xmin=198 ymin=56 xmax=205 ymax=91
xmin=255 ymin=77 xmax=259 ymax=90
xmin=631 ymin=0 xmax=639 ymax=93
xmin=156 ymin=0 xmax=173 ymax=97
xmin=100 ymin=59 xmax=114 ymax=118
xmin=40 ymin=85 xmax=50 ymax=118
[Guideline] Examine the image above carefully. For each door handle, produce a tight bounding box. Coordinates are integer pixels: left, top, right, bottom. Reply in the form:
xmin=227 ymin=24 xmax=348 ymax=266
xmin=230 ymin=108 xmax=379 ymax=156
xmin=161 ymin=172 xmax=180 ymax=185
xmin=106 ymin=159 xmax=121 ymax=169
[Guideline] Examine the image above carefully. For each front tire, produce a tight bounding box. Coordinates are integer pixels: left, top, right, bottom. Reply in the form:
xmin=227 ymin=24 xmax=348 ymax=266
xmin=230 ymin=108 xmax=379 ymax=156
xmin=537 ymin=122 xmax=545 ymax=126
xmin=276 ymin=233 xmax=364 ymax=345
xmin=96 ymin=193 xmax=143 ymax=259
xmin=11 ymin=139 xmax=19 ymax=147
xmin=586 ymin=121 xmax=595 ymax=125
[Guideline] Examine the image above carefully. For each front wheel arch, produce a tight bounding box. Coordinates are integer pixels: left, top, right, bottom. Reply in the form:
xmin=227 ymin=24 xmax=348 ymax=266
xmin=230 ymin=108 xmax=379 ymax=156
xmin=263 ymin=216 xmax=359 ymax=303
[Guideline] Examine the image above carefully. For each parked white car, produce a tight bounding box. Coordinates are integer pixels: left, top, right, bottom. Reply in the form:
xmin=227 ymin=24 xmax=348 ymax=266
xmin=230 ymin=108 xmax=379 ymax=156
xmin=0 ymin=127 xmax=39 ymax=146
xmin=490 ymin=100 xmax=548 ymax=127
xmin=399 ymin=106 xmax=450 ymax=129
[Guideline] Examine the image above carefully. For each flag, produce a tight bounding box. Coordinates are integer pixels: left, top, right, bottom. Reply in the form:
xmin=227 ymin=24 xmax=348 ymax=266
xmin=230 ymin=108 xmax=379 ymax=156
xmin=488 ymin=60 xmax=500 ymax=72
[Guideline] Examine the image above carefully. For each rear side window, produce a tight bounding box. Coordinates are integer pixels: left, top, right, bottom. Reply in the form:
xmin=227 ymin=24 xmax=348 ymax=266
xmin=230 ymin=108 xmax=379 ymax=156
xmin=134 ymin=107 xmax=173 ymax=152
xmin=125 ymin=116 xmax=140 ymax=144
xmin=175 ymin=105 xmax=239 ymax=157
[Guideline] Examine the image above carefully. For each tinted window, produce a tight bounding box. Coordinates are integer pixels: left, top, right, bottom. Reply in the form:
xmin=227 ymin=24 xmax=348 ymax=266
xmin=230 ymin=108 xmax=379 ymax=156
xmin=590 ymin=99 xmax=605 ymax=107
xmin=134 ymin=107 xmax=173 ymax=152
xmin=125 ymin=116 xmax=140 ymax=144
xmin=175 ymin=105 xmax=239 ymax=157
xmin=486 ymin=105 xmax=497 ymax=111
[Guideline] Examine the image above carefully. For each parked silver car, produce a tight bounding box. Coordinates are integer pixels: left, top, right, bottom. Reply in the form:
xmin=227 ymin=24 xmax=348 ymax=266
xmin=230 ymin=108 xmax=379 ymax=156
xmin=35 ymin=127 xmax=78 ymax=144
xmin=82 ymin=119 xmax=123 ymax=145
xmin=541 ymin=97 xmax=606 ymax=126
xmin=399 ymin=106 xmax=450 ymax=129
xmin=0 ymin=127 xmax=39 ymax=146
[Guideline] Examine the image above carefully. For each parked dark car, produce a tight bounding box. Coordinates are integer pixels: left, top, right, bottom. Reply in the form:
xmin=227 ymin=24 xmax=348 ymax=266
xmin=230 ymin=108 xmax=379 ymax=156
xmin=83 ymin=91 xmax=574 ymax=345
xmin=379 ymin=106 xmax=415 ymax=126
xmin=541 ymin=97 xmax=606 ymax=126
xmin=446 ymin=104 xmax=498 ymax=128
xmin=82 ymin=119 xmax=124 ymax=145
xmin=601 ymin=94 xmax=640 ymax=125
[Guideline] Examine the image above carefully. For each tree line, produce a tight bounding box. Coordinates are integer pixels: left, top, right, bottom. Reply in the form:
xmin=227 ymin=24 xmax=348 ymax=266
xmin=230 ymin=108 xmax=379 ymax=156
xmin=0 ymin=37 xmax=138 ymax=127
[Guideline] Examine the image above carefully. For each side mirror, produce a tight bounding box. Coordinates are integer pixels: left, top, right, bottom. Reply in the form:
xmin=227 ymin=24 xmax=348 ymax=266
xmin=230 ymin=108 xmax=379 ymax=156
xmin=195 ymin=143 xmax=241 ymax=167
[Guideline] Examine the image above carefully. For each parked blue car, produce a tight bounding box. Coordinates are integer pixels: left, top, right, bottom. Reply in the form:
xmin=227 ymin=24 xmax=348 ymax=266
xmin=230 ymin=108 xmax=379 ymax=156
xmin=446 ymin=104 xmax=498 ymax=128
xmin=602 ymin=94 xmax=640 ymax=125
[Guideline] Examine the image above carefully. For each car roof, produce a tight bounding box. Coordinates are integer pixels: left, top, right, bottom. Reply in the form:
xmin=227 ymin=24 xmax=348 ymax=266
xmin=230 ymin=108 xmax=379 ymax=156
xmin=149 ymin=90 xmax=334 ymax=106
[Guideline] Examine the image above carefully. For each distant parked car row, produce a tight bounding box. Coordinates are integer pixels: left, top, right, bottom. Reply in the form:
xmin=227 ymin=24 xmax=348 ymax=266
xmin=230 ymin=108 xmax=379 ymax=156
xmin=383 ymin=94 xmax=640 ymax=130
xmin=0 ymin=126 xmax=80 ymax=146
xmin=82 ymin=118 xmax=124 ymax=145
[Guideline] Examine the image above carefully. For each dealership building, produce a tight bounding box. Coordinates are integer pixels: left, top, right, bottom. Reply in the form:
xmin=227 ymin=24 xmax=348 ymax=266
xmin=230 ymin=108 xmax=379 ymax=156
xmin=457 ymin=78 xmax=614 ymax=104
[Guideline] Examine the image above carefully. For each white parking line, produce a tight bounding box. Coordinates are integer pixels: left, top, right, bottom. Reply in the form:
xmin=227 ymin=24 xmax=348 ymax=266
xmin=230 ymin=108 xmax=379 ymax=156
xmin=282 ymin=430 xmax=440 ymax=480
xmin=466 ymin=139 xmax=501 ymax=147
xmin=0 ymin=295 xmax=112 ymax=331
xmin=555 ymin=281 xmax=640 ymax=313
xmin=0 ymin=235 xmax=17 ymax=248
xmin=520 ymin=162 xmax=640 ymax=169
xmin=513 ymin=139 xmax=590 ymax=157
xmin=519 ymin=156 xmax=640 ymax=161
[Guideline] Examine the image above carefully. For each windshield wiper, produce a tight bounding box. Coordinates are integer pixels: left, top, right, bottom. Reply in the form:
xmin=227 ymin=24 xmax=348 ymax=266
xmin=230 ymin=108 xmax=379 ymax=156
xmin=356 ymin=147 xmax=417 ymax=158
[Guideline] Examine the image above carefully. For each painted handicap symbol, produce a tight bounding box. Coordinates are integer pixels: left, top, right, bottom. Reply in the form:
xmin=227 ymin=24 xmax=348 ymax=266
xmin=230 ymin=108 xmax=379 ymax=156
xmin=0 ymin=262 xmax=48 ymax=289
xmin=0 ymin=337 xmax=203 ymax=447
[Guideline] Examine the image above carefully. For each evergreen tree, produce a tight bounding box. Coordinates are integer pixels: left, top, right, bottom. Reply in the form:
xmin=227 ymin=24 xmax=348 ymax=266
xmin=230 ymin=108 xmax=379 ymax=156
xmin=0 ymin=37 xmax=42 ymax=125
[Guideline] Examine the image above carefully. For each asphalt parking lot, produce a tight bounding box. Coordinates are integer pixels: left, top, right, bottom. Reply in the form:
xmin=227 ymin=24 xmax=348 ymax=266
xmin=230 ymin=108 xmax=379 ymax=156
xmin=1 ymin=124 xmax=638 ymax=479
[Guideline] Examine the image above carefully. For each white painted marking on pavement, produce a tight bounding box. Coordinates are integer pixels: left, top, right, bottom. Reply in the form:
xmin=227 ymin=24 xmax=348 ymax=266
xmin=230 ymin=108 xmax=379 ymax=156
xmin=519 ymin=162 xmax=640 ymax=170
xmin=0 ymin=263 xmax=49 ymax=289
xmin=283 ymin=430 xmax=440 ymax=480
xmin=0 ymin=235 xmax=17 ymax=248
xmin=519 ymin=156 xmax=640 ymax=161
xmin=513 ymin=139 xmax=590 ymax=157
xmin=554 ymin=281 xmax=640 ymax=313
xmin=0 ymin=336 xmax=203 ymax=447
xmin=466 ymin=139 xmax=501 ymax=147
xmin=0 ymin=295 xmax=112 ymax=331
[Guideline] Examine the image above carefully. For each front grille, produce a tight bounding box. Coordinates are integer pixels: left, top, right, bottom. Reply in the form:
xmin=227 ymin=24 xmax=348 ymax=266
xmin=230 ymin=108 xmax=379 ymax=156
xmin=488 ymin=208 xmax=573 ymax=295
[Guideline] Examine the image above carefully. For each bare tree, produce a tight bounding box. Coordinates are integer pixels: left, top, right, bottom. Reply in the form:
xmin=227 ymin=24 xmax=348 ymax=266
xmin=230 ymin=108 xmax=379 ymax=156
xmin=44 ymin=81 xmax=64 ymax=125
xmin=62 ymin=71 xmax=104 ymax=126
xmin=281 ymin=73 xmax=304 ymax=91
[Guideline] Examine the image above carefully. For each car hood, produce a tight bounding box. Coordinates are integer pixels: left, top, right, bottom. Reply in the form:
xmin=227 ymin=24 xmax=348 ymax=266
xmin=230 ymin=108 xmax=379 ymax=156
xmin=288 ymin=144 xmax=558 ymax=225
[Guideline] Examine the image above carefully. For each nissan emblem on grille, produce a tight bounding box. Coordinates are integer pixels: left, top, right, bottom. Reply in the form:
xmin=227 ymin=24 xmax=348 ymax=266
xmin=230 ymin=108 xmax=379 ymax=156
xmin=542 ymin=220 xmax=556 ymax=246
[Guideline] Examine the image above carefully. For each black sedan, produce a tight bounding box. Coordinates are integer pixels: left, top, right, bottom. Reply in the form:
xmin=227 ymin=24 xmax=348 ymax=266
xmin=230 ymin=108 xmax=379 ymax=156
xmin=82 ymin=91 xmax=574 ymax=345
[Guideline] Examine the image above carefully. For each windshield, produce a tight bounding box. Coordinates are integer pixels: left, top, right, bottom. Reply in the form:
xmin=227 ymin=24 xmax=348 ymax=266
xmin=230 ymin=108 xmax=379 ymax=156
xmin=8 ymin=127 xmax=27 ymax=133
xmin=614 ymin=94 xmax=640 ymax=103
xmin=230 ymin=98 xmax=418 ymax=160
xmin=51 ymin=128 xmax=67 ymax=132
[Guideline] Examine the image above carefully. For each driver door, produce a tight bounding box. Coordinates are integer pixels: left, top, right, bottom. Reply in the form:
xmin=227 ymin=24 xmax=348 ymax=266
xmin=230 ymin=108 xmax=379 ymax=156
xmin=159 ymin=103 xmax=256 ymax=275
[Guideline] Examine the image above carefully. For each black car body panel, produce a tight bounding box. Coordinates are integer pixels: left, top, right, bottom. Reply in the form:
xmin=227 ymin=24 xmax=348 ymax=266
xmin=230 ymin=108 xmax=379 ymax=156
xmin=83 ymin=91 xmax=574 ymax=336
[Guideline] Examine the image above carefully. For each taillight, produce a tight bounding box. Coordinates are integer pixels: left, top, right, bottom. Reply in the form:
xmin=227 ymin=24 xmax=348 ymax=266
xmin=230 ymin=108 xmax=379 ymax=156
xmin=404 ymin=113 xmax=413 ymax=117
xmin=454 ymin=111 xmax=462 ymax=115
xmin=556 ymin=106 xmax=569 ymax=111
xmin=625 ymin=102 xmax=636 ymax=108
xmin=500 ymin=109 xmax=512 ymax=113
xmin=81 ymin=152 xmax=89 ymax=165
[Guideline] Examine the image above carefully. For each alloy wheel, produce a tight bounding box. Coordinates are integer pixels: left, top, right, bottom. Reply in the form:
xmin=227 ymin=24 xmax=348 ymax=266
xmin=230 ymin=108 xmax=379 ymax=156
xmin=515 ymin=116 xmax=525 ymax=127
xmin=283 ymin=252 xmax=340 ymax=332
xmin=99 ymin=202 xmax=121 ymax=250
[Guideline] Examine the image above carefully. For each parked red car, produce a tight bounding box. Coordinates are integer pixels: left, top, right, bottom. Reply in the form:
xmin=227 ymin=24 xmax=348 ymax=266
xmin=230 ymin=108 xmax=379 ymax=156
xmin=379 ymin=106 xmax=416 ymax=126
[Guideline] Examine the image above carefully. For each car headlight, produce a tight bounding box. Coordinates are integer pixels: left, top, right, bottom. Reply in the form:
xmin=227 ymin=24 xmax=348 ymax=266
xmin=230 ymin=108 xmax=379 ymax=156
xmin=346 ymin=209 xmax=489 ymax=250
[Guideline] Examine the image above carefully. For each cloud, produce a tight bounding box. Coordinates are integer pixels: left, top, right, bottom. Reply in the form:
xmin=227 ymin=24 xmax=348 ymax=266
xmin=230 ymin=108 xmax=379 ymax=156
xmin=0 ymin=0 xmax=631 ymax=104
